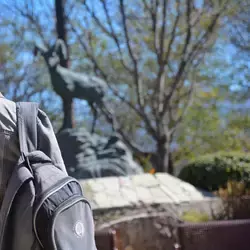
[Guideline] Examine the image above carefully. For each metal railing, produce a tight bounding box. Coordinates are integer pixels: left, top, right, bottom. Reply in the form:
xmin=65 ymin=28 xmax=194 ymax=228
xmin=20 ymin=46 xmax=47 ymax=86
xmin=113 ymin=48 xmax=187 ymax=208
xmin=95 ymin=230 xmax=117 ymax=250
xmin=176 ymin=219 xmax=250 ymax=250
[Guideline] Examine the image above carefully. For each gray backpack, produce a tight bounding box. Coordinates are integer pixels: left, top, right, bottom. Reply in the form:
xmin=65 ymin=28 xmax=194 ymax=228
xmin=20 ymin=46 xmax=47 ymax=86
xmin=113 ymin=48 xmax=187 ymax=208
xmin=0 ymin=102 xmax=97 ymax=250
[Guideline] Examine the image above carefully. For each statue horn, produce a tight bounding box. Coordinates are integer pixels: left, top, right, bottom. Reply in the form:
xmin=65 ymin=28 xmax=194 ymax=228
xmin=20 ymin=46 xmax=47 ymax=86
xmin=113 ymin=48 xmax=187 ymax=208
xmin=33 ymin=43 xmax=47 ymax=55
xmin=54 ymin=39 xmax=68 ymax=61
xmin=33 ymin=46 xmax=38 ymax=56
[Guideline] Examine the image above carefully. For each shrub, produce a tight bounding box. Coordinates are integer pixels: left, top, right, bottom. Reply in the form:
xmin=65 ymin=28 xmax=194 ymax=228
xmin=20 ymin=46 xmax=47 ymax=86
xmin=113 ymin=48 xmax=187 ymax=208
xmin=181 ymin=210 xmax=211 ymax=223
xmin=178 ymin=152 xmax=250 ymax=191
xmin=213 ymin=180 xmax=250 ymax=220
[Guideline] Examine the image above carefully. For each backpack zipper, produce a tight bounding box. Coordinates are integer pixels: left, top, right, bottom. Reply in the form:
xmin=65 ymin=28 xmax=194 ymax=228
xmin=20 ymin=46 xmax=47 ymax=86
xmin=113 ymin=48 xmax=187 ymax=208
xmin=33 ymin=176 xmax=84 ymax=248
xmin=50 ymin=196 xmax=89 ymax=250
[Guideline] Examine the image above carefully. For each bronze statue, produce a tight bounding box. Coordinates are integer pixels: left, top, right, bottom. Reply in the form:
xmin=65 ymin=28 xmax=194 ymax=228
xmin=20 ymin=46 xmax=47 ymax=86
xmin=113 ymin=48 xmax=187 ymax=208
xmin=34 ymin=39 xmax=143 ymax=179
xmin=34 ymin=39 xmax=116 ymax=133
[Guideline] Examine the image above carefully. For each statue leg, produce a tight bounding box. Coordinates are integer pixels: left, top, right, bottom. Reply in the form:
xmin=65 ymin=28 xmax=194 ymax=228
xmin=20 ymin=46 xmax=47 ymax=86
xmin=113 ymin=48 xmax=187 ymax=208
xmin=59 ymin=97 xmax=74 ymax=132
xmin=90 ymin=102 xmax=98 ymax=134
xmin=99 ymin=102 xmax=117 ymax=132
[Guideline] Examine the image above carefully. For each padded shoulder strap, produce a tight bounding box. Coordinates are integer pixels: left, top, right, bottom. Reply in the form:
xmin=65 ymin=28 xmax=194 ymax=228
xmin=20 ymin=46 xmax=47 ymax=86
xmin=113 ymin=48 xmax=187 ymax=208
xmin=16 ymin=102 xmax=39 ymax=154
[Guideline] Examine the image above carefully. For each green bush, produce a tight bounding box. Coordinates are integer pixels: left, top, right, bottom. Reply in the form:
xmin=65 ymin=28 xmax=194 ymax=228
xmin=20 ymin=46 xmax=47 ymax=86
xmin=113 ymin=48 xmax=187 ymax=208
xmin=181 ymin=210 xmax=211 ymax=223
xmin=178 ymin=152 xmax=250 ymax=191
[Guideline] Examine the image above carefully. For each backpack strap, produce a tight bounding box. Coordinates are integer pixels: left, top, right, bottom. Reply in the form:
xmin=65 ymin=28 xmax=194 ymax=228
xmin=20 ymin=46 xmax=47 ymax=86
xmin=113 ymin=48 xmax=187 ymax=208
xmin=16 ymin=102 xmax=39 ymax=154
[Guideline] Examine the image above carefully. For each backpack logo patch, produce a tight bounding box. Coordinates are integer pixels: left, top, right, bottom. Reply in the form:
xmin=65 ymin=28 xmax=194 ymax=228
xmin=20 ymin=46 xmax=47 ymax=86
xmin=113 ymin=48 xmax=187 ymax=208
xmin=74 ymin=221 xmax=85 ymax=238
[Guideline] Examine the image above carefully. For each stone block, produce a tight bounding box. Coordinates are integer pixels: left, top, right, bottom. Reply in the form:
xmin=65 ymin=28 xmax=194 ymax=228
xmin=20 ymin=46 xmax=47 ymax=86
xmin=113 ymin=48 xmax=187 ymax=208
xmin=150 ymin=187 xmax=172 ymax=204
xmin=135 ymin=186 xmax=154 ymax=203
xmin=121 ymin=187 xmax=138 ymax=204
xmin=119 ymin=176 xmax=134 ymax=188
xmin=110 ymin=196 xmax=130 ymax=207
xmin=160 ymin=185 xmax=181 ymax=203
xmin=99 ymin=177 xmax=120 ymax=193
xmin=155 ymin=173 xmax=181 ymax=186
xmin=83 ymin=179 xmax=105 ymax=192
xmin=94 ymin=193 xmax=112 ymax=208
xmin=132 ymin=174 xmax=159 ymax=187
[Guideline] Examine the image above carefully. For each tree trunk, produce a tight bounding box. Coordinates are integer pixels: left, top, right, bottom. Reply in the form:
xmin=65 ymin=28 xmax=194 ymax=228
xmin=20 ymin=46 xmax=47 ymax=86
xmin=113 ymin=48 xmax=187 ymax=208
xmin=55 ymin=0 xmax=74 ymax=130
xmin=55 ymin=0 xmax=69 ymax=68
xmin=156 ymin=138 xmax=173 ymax=174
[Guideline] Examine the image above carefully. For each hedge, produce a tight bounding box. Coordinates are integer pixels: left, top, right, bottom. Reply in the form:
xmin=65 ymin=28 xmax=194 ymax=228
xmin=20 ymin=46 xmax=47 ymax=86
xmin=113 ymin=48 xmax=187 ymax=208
xmin=178 ymin=152 xmax=250 ymax=191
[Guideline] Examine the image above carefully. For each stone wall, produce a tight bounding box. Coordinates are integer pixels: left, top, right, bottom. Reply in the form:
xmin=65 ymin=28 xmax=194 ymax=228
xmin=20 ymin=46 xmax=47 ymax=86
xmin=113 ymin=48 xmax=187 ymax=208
xmin=79 ymin=173 xmax=219 ymax=249
xmin=95 ymin=199 xmax=222 ymax=250
xmin=97 ymin=213 xmax=177 ymax=250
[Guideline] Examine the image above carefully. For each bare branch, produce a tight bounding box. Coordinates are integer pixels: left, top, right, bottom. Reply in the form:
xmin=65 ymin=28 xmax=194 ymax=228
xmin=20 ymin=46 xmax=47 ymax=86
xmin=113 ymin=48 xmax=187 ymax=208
xmin=9 ymin=3 xmax=49 ymax=46
xmin=119 ymin=0 xmax=138 ymax=67
xmin=71 ymin=22 xmax=148 ymax=149
xmin=82 ymin=3 xmax=111 ymax=36
xmin=159 ymin=0 xmax=168 ymax=61
xmin=163 ymin=0 xmax=181 ymax=64
xmin=167 ymin=49 xmax=208 ymax=136
xmin=83 ymin=1 xmax=133 ymax=73
xmin=182 ymin=0 xmax=192 ymax=60
xmin=70 ymin=21 xmax=158 ymax=140
xmin=162 ymin=0 xmax=222 ymax=116
xmin=151 ymin=0 xmax=181 ymax=124
xmin=169 ymin=87 xmax=194 ymax=135
xmin=99 ymin=0 xmax=133 ymax=73
xmin=70 ymin=22 xmax=108 ymax=79
xmin=187 ymin=12 xmax=221 ymax=65
xmin=118 ymin=0 xmax=153 ymax=130
xmin=142 ymin=0 xmax=160 ymax=56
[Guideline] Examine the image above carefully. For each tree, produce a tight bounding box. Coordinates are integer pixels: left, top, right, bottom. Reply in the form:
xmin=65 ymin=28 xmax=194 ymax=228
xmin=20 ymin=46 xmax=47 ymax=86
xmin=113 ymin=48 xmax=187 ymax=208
xmin=55 ymin=0 xmax=75 ymax=130
xmin=68 ymin=0 xmax=233 ymax=173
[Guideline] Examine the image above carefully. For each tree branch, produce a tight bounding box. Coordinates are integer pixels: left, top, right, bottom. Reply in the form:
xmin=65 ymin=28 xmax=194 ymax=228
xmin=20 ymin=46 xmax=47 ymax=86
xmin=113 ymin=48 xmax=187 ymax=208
xmin=163 ymin=0 xmax=181 ymax=64
xmin=162 ymin=0 xmax=217 ymax=116
xmin=159 ymin=0 xmax=168 ymax=62
xmin=119 ymin=0 xmax=137 ymax=67
xmin=118 ymin=0 xmax=154 ymax=132
xmin=142 ymin=0 xmax=160 ymax=56
xmin=70 ymin=21 xmax=158 ymax=140
xmin=9 ymin=3 xmax=49 ymax=47
xmin=151 ymin=0 xmax=181 ymax=123
xmin=83 ymin=1 xmax=133 ymax=73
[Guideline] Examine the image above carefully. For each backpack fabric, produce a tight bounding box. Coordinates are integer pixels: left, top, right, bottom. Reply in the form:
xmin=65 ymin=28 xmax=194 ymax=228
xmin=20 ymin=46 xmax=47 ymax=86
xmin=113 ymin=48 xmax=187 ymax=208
xmin=0 ymin=102 xmax=97 ymax=250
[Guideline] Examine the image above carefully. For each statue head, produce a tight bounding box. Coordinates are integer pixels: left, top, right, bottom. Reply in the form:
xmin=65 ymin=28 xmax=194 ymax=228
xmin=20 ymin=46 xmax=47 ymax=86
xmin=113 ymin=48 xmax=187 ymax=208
xmin=34 ymin=39 xmax=68 ymax=68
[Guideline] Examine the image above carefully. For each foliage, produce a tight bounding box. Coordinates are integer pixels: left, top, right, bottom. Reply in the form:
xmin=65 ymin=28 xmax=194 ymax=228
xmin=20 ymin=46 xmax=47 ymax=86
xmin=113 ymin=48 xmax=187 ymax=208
xmin=173 ymin=28 xmax=250 ymax=163
xmin=214 ymin=180 xmax=250 ymax=220
xmin=181 ymin=180 xmax=250 ymax=222
xmin=178 ymin=151 xmax=250 ymax=191
xmin=214 ymin=180 xmax=250 ymax=198
xmin=134 ymin=153 xmax=154 ymax=172
xmin=174 ymin=85 xmax=250 ymax=163
xmin=181 ymin=210 xmax=211 ymax=223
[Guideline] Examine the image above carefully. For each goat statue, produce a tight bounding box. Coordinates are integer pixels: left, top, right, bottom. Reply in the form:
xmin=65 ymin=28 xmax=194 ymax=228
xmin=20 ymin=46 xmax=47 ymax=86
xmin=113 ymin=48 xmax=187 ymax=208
xmin=34 ymin=39 xmax=116 ymax=133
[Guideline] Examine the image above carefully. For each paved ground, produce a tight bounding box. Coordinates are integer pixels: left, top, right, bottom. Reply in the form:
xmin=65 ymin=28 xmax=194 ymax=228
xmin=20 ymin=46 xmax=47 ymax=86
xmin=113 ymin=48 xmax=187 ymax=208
xmin=79 ymin=173 xmax=206 ymax=210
